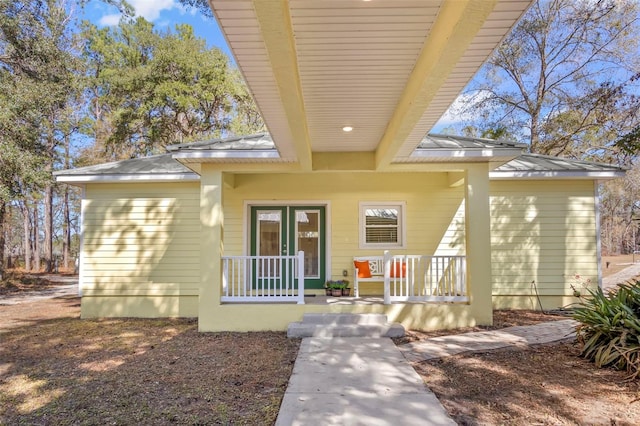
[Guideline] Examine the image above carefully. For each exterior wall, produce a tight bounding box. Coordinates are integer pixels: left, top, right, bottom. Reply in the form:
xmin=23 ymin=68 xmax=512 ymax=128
xmin=490 ymin=180 xmax=598 ymax=310
xmin=80 ymin=182 xmax=200 ymax=318
xmin=222 ymin=171 xmax=466 ymax=294
xmin=77 ymin=172 xmax=601 ymax=328
xmin=199 ymin=302 xmax=477 ymax=332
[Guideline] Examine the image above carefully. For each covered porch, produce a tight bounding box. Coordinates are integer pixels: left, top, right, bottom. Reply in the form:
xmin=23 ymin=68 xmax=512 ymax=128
xmin=186 ymin=0 xmax=534 ymax=332
xmin=197 ymin=163 xmax=497 ymax=332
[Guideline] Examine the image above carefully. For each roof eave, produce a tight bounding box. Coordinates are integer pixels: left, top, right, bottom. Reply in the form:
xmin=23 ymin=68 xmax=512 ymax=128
xmin=489 ymin=170 xmax=625 ymax=180
xmin=171 ymin=150 xmax=281 ymax=161
xmin=409 ymin=148 xmax=523 ymax=161
xmin=55 ymin=173 xmax=200 ymax=184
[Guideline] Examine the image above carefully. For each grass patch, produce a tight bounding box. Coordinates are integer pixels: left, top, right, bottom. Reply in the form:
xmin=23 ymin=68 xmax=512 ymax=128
xmin=0 ymin=316 xmax=299 ymax=425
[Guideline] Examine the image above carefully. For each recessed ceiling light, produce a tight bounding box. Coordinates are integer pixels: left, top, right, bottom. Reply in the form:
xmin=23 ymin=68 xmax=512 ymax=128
xmin=342 ymin=126 xmax=353 ymax=132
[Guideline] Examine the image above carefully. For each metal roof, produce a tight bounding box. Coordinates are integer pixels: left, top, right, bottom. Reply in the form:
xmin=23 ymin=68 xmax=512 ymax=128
xmin=418 ymin=134 xmax=527 ymax=150
xmin=404 ymin=133 xmax=525 ymax=163
xmin=54 ymin=154 xmax=198 ymax=184
xmin=490 ymin=153 xmax=625 ymax=179
xmin=167 ymin=133 xmax=282 ymax=164
xmin=169 ymin=132 xmax=525 ymax=155
xmin=55 ymin=134 xmax=625 ymax=182
xmin=167 ymin=133 xmax=275 ymax=152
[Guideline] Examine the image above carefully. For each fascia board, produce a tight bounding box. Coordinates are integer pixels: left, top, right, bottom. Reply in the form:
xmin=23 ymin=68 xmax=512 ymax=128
xmin=489 ymin=171 xmax=625 ymax=180
xmin=410 ymin=148 xmax=523 ymax=159
xmin=55 ymin=173 xmax=200 ymax=184
xmin=171 ymin=150 xmax=281 ymax=160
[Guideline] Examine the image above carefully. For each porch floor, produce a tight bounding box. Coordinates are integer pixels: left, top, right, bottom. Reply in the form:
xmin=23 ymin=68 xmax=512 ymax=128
xmin=221 ymin=295 xmax=461 ymax=306
xmin=303 ymin=295 xmax=455 ymax=305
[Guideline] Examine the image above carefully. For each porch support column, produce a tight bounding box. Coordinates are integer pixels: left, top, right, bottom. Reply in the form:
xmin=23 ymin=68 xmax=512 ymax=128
xmin=465 ymin=163 xmax=493 ymax=325
xmin=199 ymin=164 xmax=224 ymax=331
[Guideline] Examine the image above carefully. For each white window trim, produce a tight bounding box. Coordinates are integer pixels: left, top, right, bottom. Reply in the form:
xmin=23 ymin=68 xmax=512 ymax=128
xmin=359 ymin=201 xmax=406 ymax=249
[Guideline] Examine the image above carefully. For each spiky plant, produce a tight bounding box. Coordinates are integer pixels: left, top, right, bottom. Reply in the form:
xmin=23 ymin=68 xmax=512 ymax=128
xmin=572 ymin=281 xmax=640 ymax=380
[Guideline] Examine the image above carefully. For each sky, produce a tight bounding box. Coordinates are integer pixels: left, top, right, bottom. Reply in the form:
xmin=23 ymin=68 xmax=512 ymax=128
xmin=82 ymin=0 xmax=232 ymax=57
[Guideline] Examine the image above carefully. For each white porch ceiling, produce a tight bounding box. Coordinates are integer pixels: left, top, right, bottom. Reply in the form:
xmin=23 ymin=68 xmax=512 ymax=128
xmin=209 ymin=0 xmax=532 ymax=170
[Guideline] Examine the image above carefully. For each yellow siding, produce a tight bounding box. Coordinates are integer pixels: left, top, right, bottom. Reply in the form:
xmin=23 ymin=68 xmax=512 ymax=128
xmin=79 ymin=172 xmax=601 ymax=325
xmin=490 ymin=180 xmax=598 ymax=309
xmin=81 ymin=182 xmax=200 ymax=318
xmin=223 ymin=172 xmax=465 ymax=285
xmin=199 ymin=302 xmax=476 ymax=332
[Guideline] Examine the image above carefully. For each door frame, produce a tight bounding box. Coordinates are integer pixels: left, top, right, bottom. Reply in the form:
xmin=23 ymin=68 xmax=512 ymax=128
xmin=244 ymin=200 xmax=331 ymax=289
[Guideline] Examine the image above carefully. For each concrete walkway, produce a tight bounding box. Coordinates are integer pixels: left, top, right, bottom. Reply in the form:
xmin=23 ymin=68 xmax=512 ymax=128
xmin=276 ymin=319 xmax=577 ymax=425
xmin=602 ymin=262 xmax=640 ymax=292
xmin=276 ymin=337 xmax=456 ymax=425
xmin=398 ymin=319 xmax=576 ymax=363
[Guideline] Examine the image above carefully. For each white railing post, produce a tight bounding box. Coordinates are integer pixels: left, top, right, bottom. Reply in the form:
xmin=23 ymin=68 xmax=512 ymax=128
xmin=461 ymin=256 xmax=467 ymax=297
xmin=222 ymin=258 xmax=229 ymax=297
xmin=297 ymin=251 xmax=305 ymax=304
xmin=383 ymin=250 xmax=391 ymax=305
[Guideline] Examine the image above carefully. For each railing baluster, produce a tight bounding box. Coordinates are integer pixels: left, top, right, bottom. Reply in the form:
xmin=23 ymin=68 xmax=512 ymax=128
xmin=380 ymin=254 xmax=468 ymax=302
xmin=220 ymin=253 xmax=305 ymax=303
xmin=239 ymin=258 xmax=243 ymax=297
xmin=248 ymin=258 xmax=252 ymax=297
xmin=278 ymin=257 xmax=288 ymax=296
xmin=262 ymin=257 xmax=267 ymax=296
xmin=221 ymin=253 xmax=466 ymax=304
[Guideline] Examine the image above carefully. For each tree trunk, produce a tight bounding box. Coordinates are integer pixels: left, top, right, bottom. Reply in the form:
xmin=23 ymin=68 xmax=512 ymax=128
xmin=21 ymin=201 xmax=32 ymax=271
xmin=0 ymin=201 xmax=5 ymax=281
xmin=63 ymin=134 xmax=71 ymax=270
xmin=33 ymin=201 xmax=40 ymax=272
xmin=43 ymin=124 xmax=56 ymax=273
xmin=63 ymin=186 xmax=70 ymax=270
xmin=529 ymin=113 xmax=540 ymax=153
xmin=44 ymin=182 xmax=53 ymax=273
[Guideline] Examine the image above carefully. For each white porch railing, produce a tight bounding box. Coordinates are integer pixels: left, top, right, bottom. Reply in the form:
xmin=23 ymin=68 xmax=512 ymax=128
xmin=221 ymin=251 xmax=305 ymax=304
xmin=383 ymin=251 xmax=467 ymax=304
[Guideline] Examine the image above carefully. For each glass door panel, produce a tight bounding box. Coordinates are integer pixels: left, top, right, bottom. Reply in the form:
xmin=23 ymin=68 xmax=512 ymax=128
xmin=289 ymin=206 xmax=325 ymax=289
xmin=253 ymin=208 xmax=286 ymax=291
xmin=251 ymin=205 xmax=326 ymax=290
xmin=295 ymin=210 xmax=319 ymax=278
xmin=257 ymin=210 xmax=282 ymax=257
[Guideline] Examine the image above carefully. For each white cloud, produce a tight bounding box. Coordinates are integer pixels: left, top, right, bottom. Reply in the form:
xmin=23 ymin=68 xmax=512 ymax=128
xmin=97 ymin=0 xmax=178 ymax=26
xmin=98 ymin=13 xmax=121 ymax=26
xmin=128 ymin=0 xmax=177 ymax=22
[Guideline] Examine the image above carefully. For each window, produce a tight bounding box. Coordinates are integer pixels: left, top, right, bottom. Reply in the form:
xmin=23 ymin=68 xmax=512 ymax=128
xmin=359 ymin=202 xmax=405 ymax=248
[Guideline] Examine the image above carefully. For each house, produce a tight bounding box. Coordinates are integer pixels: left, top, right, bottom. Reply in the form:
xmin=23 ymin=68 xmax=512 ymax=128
xmin=55 ymin=1 xmax=625 ymax=332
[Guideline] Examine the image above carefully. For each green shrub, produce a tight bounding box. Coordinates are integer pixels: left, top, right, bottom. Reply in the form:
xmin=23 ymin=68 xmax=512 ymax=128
xmin=572 ymin=281 xmax=640 ymax=380
xmin=326 ymin=280 xmax=349 ymax=290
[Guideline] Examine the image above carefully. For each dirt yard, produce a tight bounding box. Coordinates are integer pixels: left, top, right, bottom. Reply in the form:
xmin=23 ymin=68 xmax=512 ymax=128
xmin=410 ymin=255 xmax=640 ymax=425
xmin=417 ymin=341 xmax=640 ymax=425
xmin=2 ymin=264 xmax=640 ymax=425
xmin=0 ymin=274 xmax=299 ymax=425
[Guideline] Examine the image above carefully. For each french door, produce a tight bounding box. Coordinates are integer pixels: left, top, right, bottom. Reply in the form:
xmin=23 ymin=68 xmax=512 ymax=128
xmin=250 ymin=205 xmax=326 ymax=289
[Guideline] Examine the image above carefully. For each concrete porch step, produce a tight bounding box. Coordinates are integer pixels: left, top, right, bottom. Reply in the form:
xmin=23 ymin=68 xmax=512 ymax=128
xmin=287 ymin=313 xmax=405 ymax=338
xmin=301 ymin=313 xmax=389 ymax=325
